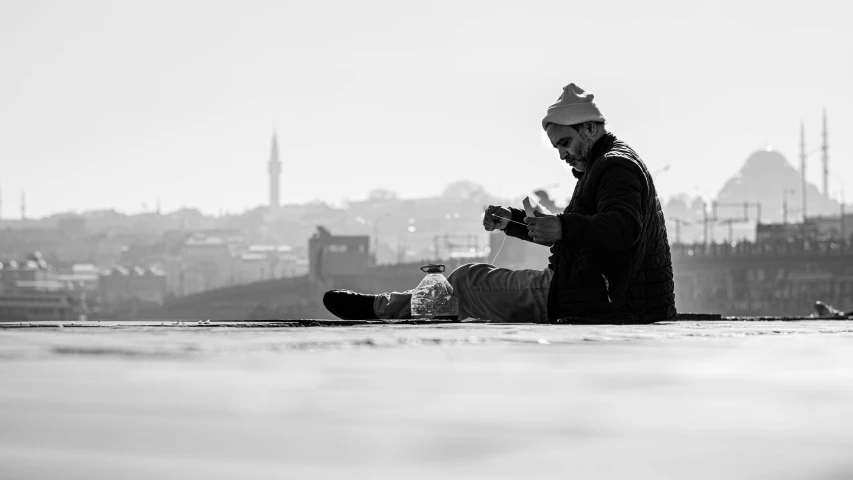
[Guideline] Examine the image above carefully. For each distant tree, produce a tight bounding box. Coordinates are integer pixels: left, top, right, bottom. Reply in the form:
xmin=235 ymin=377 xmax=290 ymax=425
xmin=441 ymin=180 xmax=490 ymax=202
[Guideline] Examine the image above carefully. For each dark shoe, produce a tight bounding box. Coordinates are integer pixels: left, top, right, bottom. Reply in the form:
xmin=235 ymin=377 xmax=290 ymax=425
xmin=815 ymin=301 xmax=844 ymax=317
xmin=323 ymin=290 xmax=378 ymax=320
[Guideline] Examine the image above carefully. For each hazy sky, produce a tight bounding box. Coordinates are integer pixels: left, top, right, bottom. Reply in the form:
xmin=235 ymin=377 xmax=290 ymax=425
xmin=1 ymin=0 xmax=851 ymax=218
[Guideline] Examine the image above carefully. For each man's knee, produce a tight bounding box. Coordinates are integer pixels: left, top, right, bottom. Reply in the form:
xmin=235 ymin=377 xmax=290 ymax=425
xmin=448 ymin=262 xmax=490 ymax=291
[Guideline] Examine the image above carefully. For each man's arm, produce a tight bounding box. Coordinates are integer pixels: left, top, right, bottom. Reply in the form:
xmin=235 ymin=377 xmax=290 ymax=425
xmin=558 ymin=162 xmax=644 ymax=250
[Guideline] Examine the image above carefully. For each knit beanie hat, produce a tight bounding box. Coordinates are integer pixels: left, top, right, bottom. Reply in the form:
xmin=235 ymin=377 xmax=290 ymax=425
xmin=541 ymin=83 xmax=606 ymax=130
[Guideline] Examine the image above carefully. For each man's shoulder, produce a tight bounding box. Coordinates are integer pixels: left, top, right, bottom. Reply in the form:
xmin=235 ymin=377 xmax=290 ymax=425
xmin=603 ymin=139 xmax=641 ymax=163
xmin=591 ymin=144 xmax=644 ymax=177
xmin=586 ymin=139 xmax=649 ymax=193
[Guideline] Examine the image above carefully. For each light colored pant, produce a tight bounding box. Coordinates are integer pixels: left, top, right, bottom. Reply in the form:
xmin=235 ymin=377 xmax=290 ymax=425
xmin=373 ymin=263 xmax=553 ymax=323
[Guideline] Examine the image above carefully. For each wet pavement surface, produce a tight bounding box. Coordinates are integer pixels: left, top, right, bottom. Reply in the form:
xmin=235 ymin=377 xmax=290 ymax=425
xmin=3 ymin=321 xmax=853 ymax=479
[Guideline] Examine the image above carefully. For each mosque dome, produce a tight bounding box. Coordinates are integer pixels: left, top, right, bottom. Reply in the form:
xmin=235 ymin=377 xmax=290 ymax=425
xmin=717 ymin=147 xmax=798 ymax=199
xmin=714 ymin=146 xmax=838 ymax=222
xmin=739 ymin=147 xmax=792 ymax=177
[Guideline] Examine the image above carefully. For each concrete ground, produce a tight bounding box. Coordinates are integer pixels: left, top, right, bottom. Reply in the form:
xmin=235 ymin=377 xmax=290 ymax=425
xmin=3 ymin=320 xmax=853 ymax=479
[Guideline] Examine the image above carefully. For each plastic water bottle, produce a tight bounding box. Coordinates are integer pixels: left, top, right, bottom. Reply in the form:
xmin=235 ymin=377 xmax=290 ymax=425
xmin=410 ymin=264 xmax=458 ymax=319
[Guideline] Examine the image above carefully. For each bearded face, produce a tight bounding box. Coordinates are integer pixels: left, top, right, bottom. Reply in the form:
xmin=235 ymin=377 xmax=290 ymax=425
xmin=563 ymin=135 xmax=593 ymax=172
xmin=545 ymin=122 xmax=597 ymax=172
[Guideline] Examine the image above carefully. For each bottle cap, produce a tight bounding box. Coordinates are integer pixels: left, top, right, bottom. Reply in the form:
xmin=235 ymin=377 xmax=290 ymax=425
xmin=420 ymin=264 xmax=445 ymax=274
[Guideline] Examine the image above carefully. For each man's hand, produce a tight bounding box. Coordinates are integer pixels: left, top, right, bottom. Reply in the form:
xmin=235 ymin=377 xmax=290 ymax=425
xmin=483 ymin=205 xmax=511 ymax=231
xmin=525 ymin=210 xmax=562 ymax=244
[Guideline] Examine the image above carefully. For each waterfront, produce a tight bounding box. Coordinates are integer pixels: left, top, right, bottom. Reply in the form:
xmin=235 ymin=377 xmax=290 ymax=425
xmin=3 ymin=320 xmax=853 ymax=479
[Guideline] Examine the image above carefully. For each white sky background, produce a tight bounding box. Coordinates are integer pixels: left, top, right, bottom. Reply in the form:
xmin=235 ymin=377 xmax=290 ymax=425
xmin=1 ymin=0 xmax=851 ymax=218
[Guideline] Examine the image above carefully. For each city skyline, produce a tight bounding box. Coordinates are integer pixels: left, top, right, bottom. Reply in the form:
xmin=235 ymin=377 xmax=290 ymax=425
xmin=1 ymin=0 xmax=851 ymax=218
xmin=0 ymin=134 xmax=846 ymax=221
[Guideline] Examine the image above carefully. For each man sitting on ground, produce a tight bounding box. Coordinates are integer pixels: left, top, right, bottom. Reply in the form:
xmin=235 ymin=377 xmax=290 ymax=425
xmin=323 ymin=83 xmax=677 ymax=324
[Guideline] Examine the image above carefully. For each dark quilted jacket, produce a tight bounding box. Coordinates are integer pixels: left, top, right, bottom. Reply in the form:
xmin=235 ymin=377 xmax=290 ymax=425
xmin=504 ymin=133 xmax=677 ymax=324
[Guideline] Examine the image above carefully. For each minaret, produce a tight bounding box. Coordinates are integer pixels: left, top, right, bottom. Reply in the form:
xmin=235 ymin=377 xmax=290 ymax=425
xmin=268 ymin=133 xmax=282 ymax=208
xmin=800 ymin=121 xmax=807 ymax=221
xmin=822 ymin=109 xmax=829 ymax=198
xmin=20 ymin=191 xmax=26 ymax=221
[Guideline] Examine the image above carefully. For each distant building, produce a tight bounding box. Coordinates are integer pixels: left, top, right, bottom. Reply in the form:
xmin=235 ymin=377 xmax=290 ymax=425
xmin=0 ymin=253 xmax=58 ymax=292
xmin=57 ymin=216 xmax=87 ymax=236
xmin=755 ymin=223 xmax=814 ymax=243
xmin=168 ymin=230 xmax=242 ymax=295
xmin=56 ymin=263 xmax=100 ymax=293
xmin=0 ymin=253 xmax=75 ymax=321
xmin=161 ymin=229 xmax=307 ymax=296
xmin=99 ymin=266 xmax=167 ymax=313
xmin=806 ymin=214 xmax=852 ymax=242
xmin=233 ymin=244 xmax=306 ymax=283
xmin=757 ymin=214 xmax=852 ymax=243
xmin=0 ymin=218 xmax=131 ymax=267
xmin=0 ymin=227 xmax=72 ymax=264
xmin=308 ymin=226 xmax=370 ymax=279
xmin=0 ymin=291 xmax=74 ymax=321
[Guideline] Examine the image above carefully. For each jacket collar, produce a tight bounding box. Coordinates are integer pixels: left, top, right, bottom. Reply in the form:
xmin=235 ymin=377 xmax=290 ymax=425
xmin=571 ymin=132 xmax=617 ymax=179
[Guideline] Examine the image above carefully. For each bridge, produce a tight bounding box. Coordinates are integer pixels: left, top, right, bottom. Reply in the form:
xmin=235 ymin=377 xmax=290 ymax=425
xmin=152 ymin=240 xmax=853 ymax=320
xmin=671 ymin=240 xmax=853 ymax=271
xmin=671 ymin=241 xmax=853 ymax=316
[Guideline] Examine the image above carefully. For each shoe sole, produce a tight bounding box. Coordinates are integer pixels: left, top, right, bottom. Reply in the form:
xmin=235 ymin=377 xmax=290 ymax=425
xmin=322 ymin=298 xmax=353 ymax=321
